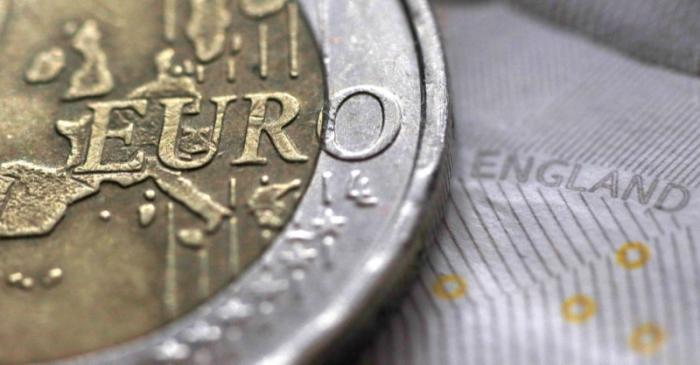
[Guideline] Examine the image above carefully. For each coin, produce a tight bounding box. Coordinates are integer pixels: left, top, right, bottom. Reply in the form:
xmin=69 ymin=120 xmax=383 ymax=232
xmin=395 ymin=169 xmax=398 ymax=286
xmin=0 ymin=0 xmax=448 ymax=364
xmin=363 ymin=1 xmax=700 ymax=364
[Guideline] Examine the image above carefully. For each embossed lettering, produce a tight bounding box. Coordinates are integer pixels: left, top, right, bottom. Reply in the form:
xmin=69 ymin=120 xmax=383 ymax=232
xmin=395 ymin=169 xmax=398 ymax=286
xmin=158 ymin=95 xmax=237 ymax=170
xmin=323 ymin=86 xmax=402 ymax=161
xmin=75 ymin=100 xmax=148 ymax=173
xmin=232 ymin=92 xmax=308 ymax=165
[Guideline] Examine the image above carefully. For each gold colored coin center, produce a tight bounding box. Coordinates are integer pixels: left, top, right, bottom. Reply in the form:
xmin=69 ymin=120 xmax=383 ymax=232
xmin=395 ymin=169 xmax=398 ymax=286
xmin=0 ymin=0 xmax=324 ymax=363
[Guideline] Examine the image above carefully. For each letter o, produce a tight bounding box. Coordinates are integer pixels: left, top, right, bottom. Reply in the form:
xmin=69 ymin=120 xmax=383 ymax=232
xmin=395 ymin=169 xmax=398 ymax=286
xmin=322 ymin=85 xmax=402 ymax=161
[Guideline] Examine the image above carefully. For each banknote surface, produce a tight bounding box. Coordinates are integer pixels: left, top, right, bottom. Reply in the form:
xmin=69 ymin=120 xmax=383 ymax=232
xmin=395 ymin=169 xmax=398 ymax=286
xmin=361 ymin=1 xmax=700 ymax=364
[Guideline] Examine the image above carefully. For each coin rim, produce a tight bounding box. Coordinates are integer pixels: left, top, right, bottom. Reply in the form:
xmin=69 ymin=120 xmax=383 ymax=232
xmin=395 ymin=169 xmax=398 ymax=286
xmin=44 ymin=0 xmax=448 ymax=363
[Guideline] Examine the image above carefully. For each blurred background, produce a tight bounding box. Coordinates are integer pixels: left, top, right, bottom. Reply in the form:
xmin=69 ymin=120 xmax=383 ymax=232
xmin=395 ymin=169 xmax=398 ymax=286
xmin=357 ymin=0 xmax=700 ymax=364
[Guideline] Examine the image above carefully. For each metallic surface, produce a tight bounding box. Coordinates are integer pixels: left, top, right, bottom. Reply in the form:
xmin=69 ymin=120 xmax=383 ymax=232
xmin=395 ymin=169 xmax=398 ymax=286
xmin=0 ymin=1 xmax=325 ymax=363
xmin=0 ymin=0 xmax=448 ymax=364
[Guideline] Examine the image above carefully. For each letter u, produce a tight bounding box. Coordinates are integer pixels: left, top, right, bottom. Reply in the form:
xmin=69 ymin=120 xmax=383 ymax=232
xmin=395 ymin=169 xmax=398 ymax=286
xmin=158 ymin=95 xmax=237 ymax=170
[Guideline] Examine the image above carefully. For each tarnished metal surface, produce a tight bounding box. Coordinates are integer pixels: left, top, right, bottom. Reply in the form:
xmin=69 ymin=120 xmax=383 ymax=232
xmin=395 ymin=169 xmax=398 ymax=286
xmin=0 ymin=1 xmax=448 ymax=364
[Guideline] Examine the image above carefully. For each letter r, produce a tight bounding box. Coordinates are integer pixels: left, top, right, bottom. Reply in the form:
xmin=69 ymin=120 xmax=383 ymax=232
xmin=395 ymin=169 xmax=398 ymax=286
xmin=232 ymin=92 xmax=308 ymax=165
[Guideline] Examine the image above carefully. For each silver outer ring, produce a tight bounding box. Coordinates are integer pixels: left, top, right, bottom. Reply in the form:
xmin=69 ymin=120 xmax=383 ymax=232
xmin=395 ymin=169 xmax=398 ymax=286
xmin=51 ymin=0 xmax=447 ymax=364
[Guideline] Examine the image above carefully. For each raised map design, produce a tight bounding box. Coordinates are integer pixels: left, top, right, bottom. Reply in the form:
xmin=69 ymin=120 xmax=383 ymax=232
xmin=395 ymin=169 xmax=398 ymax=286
xmin=187 ymin=0 xmax=231 ymax=62
xmin=1 ymin=40 xmax=233 ymax=237
xmin=64 ymin=20 xmax=115 ymax=100
xmin=25 ymin=47 xmax=66 ymax=83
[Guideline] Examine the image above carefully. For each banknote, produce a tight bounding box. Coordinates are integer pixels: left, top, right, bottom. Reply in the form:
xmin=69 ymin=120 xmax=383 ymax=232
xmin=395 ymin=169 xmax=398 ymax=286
xmin=361 ymin=1 xmax=700 ymax=364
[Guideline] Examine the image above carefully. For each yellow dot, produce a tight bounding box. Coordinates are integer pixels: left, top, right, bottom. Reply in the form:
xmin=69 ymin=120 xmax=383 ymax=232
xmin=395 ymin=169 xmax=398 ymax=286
xmin=629 ymin=323 xmax=665 ymax=355
xmin=615 ymin=241 xmax=650 ymax=270
xmin=432 ymin=274 xmax=467 ymax=300
xmin=561 ymin=294 xmax=597 ymax=324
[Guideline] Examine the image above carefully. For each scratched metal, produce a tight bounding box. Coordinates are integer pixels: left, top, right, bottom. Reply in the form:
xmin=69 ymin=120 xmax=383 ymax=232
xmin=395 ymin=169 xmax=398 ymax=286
xmin=0 ymin=0 xmax=448 ymax=364
xmin=0 ymin=2 xmax=325 ymax=362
